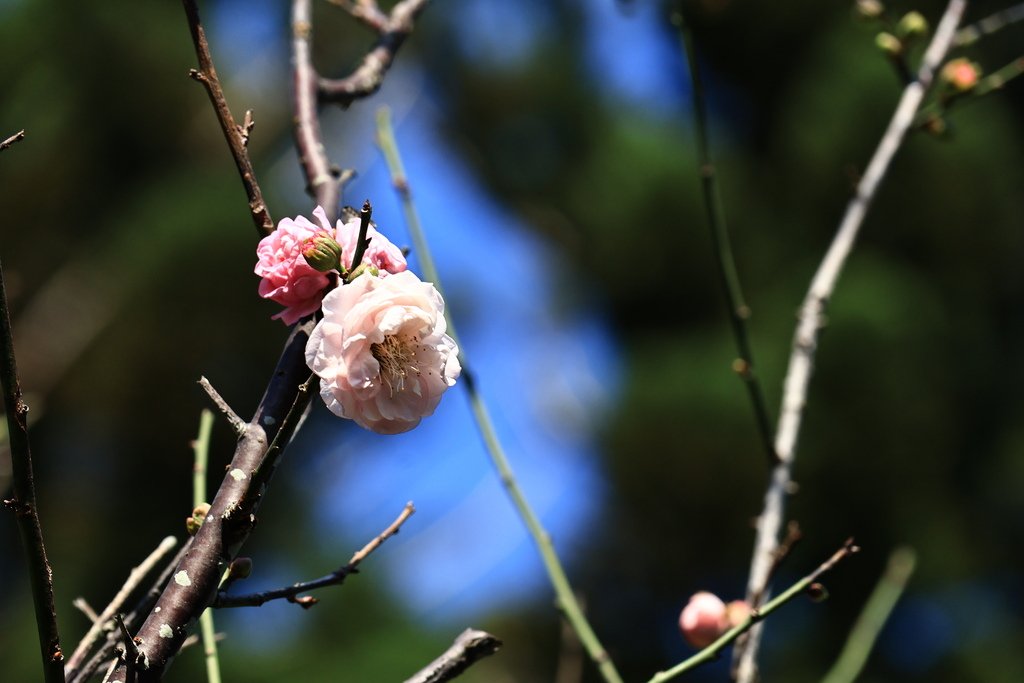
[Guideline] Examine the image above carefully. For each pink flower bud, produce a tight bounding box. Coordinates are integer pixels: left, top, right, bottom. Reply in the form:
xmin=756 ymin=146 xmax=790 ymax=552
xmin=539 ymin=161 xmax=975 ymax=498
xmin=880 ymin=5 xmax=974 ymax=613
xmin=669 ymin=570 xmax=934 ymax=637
xmin=679 ymin=592 xmax=729 ymax=648
xmin=725 ymin=599 xmax=752 ymax=627
xmin=941 ymin=58 xmax=980 ymax=92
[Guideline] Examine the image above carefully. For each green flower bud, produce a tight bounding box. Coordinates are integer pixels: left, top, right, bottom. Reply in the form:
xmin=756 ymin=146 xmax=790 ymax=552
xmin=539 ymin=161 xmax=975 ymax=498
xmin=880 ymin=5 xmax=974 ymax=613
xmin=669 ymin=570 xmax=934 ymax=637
xmin=302 ymin=233 xmax=343 ymax=273
xmin=875 ymin=32 xmax=903 ymax=57
xmin=187 ymin=502 xmax=211 ymax=535
xmin=896 ymin=11 xmax=928 ymax=41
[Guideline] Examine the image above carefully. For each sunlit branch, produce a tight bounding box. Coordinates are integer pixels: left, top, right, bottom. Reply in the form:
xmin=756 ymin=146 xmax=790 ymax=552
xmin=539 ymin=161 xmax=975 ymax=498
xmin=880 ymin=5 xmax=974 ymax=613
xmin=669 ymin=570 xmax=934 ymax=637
xmin=734 ymin=3 xmax=967 ymax=681
xmin=181 ymin=0 xmax=273 ymax=236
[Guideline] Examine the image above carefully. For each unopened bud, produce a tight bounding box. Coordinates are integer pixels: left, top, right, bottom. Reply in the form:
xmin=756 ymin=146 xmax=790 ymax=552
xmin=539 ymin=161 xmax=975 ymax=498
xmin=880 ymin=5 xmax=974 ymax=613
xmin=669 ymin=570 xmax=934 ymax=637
xmin=875 ymin=32 xmax=903 ymax=57
xmin=187 ymin=502 xmax=211 ymax=535
xmin=679 ymin=592 xmax=728 ymax=648
xmin=806 ymin=582 xmax=830 ymax=602
xmin=302 ymin=233 xmax=343 ymax=273
xmin=940 ymin=58 xmax=981 ymax=92
xmin=896 ymin=11 xmax=928 ymax=41
xmin=229 ymin=557 xmax=253 ymax=580
xmin=854 ymin=0 xmax=884 ymax=20
xmin=923 ymin=115 xmax=949 ymax=137
xmin=725 ymin=599 xmax=752 ymax=627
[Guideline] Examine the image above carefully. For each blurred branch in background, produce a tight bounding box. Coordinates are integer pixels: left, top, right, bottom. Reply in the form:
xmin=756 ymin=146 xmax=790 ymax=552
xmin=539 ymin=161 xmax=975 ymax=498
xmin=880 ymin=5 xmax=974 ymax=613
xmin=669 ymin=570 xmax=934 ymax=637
xmin=734 ymin=2 xmax=967 ymax=681
xmin=376 ymin=107 xmax=624 ymax=683
xmin=675 ymin=10 xmax=777 ymax=466
xmin=955 ymin=1 xmax=1024 ymax=45
xmin=822 ymin=547 xmax=917 ymax=683
xmin=320 ymin=0 xmax=431 ymax=107
xmin=192 ymin=409 xmax=223 ymax=683
xmin=402 ymin=628 xmax=503 ymax=683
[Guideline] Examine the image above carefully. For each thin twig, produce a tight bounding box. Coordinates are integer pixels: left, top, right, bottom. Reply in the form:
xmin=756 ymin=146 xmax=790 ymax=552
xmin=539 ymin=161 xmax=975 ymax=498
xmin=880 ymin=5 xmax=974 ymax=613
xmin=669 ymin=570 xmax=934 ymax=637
xmin=1 ymin=129 xmax=26 ymax=152
xmin=72 ymin=599 xmax=99 ymax=624
xmin=821 ymin=547 xmax=917 ymax=683
xmin=403 ymin=628 xmax=503 ymax=683
xmin=648 ymin=540 xmax=860 ymax=683
xmin=0 ymin=253 xmax=65 ymax=683
xmin=192 ymin=410 xmax=222 ymax=683
xmin=214 ymin=502 xmax=414 ymax=608
xmin=319 ymin=0 xmax=431 ymax=108
xmin=64 ymin=536 xmax=178 ymax=675
xmin=348 ymin=199 xmax=373 ymax=274
xmin=113 ymin=615 xmax=140 ymax=682
xmin=955 ymin=1 xmax=1024 ymax=45
xmin=733 ymin=3 xmax=967 ymax=681
xmin=326 ymin=0 xmax=388 ymax=31
xmin=375 ymin=107 xmax=624 ymax=683
xmin=197 ymin=377 xmax=245 ymax=436
xmin=675 ymin=13 xmax=777 ymax=466
xmin=181 ymin=0 xmax=273 ymax=236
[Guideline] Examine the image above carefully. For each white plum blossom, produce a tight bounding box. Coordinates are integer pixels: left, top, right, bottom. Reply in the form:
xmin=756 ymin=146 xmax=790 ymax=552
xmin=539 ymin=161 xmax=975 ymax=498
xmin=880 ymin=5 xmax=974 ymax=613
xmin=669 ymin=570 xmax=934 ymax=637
xmin=305 ymin=270 xmax=461 ymax=434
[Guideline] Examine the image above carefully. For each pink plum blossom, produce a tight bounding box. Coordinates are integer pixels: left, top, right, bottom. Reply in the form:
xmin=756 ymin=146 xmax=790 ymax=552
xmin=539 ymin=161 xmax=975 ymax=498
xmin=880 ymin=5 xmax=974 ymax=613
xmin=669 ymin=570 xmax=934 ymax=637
xmin=255 ymin=206 xmax=407 ymax=325
xmin=255 ymin=206 xmax=336 ymax=325
xmin=305 ymin=270 xmax=460 ymax=434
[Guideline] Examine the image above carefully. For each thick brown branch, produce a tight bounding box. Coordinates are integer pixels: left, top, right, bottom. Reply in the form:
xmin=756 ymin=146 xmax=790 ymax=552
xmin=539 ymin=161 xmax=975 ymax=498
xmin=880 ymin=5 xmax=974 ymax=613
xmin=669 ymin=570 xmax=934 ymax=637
xmin=404 ymin=629 xmax=503 ymax=683
xmin=318 ymin=0 xmax=431 ymax=108
xmin=0 ymin=252 xmax=64 ymax=682
xmin=214 ymin=502 xmax=414 ymax=608
xmin=105 ymin=325 xmax=316 ymax=683
xmin=181 ymin=0 xmax=274 ymax=236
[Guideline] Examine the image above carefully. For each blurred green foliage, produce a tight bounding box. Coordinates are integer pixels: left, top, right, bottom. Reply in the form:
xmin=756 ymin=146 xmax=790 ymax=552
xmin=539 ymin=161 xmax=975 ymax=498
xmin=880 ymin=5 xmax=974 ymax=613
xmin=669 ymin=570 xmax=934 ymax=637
xmin=2 ymin=0 xmax=1023 ymax=681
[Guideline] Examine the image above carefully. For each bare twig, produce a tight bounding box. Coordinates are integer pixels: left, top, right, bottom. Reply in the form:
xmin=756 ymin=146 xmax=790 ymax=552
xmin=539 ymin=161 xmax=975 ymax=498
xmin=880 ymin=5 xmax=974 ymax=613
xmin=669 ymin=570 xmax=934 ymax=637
xmin=0 ymin=253 xmax=65 ymax=683
xmin=112 ymin=615 xmax=141 ymax=682
xmin=181 ymin=0 xmax=273 ymax=236
xmin=191 ymin=410 xmax=223 ymax=683
xmin=214 ymin=502 xmax=415 ymax=608
xmin=72 ymin=599 xmax=99 ymax=624
xmin=675 ymin=13 xmax=777 ymax=466
xmin=403 ymin=628 xmax=503 ymax=683
xmin=648 ymin=540 xmax=860 ymax=683
xmin=327 ymin=0 xmax=389 ymax=31
xmin=1 ymin=129 xmax=25 ymax=152
xmin=734 ymin=3 xmax=967 ymax=681
xmin=376 ymin=107 xmax=623 ymax=683
xmin=197 ymin=377 xmax=245 ymax=436
xmin=64 ymin=536 xmax=178 ymax=675
xmin=955 ymin=1 xmax=1024 ymax=45
xmin=821 ymin=547 xmax=917 ymax=683
xmin=319 ymin=0 xmax=431 ymax=108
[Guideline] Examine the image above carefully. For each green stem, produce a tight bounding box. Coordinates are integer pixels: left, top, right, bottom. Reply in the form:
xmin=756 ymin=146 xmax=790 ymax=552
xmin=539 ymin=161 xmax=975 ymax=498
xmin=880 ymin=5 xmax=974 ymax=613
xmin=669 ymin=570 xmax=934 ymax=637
xmin=675 ymin=13 xmax=777 ymax=465
xmin=915 ymin=56 xmax=1024 ymax=128
xmin=820 ymin=547 xmax=916 ymax=683
xmin=375 ymin=106 xmax=623 ymax=683
xmin=192 ymin=409 xmax=222 ymax=683
xmin=0 ymin=252 xmax=65 ymax=683
xmin=648 ymin=540 xmax=859 ymax=683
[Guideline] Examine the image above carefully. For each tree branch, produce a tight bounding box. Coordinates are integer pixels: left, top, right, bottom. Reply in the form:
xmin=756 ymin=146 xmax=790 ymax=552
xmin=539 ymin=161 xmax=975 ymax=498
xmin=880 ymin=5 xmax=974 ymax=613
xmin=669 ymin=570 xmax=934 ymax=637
xmin=181 ymin=0 xmax=274 ymax=236
xmin=0 ymin=249 xmax=64 ymax=682
xmin=319 ymin=0 xmax=431 ymax=108
xmin=214 ymin=502 xmax=414 ymax=608
xmin=1 ymin=129 xmax=26 ymax=152
xmin=733 ymin=3 xmax=967 ymax=681
xmin=403 ymin=628 xmax=503 ymax=683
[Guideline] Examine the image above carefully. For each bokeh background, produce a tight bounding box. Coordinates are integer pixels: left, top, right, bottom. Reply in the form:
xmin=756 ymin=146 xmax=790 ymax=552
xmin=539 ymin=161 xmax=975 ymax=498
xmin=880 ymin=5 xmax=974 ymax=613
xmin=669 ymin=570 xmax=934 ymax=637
xmin=1 ymin=0 xmax=1023 ymax=681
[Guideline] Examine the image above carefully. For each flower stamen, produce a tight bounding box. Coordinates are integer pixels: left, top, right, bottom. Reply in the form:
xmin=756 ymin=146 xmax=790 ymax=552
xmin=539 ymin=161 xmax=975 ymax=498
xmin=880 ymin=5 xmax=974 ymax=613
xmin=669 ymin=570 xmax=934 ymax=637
xmin=371 ymin=334 xmax=421 ymax=396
